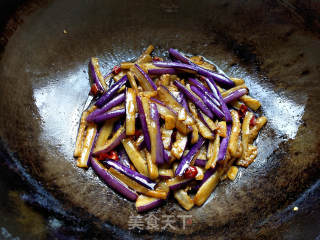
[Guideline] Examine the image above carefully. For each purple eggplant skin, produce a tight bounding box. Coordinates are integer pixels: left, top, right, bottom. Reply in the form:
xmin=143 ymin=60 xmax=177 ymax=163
xmin=197 ymin=68 xmax=235 ymax=88
xmin=101 ymin=149 xmax=131 ymax=169
xmin=217 ymin=123 xmax=232 ymax=162
xmin=118 ymin=147 xmax=131 ymax=168
xmin=170 ymin=54 xmax=182 ymax=63
xmin=202 ymin=77 xmax=220 ymax=100
xmin=153 ymin=61 xmax=198 ymax=73
xmin=87 ymin=93 xmax=125 ymax=122
xmin=135 ymin=64 xmax=157 ymax=90
xmin=91 ymin=108 xmax=125 ymax=123
xmin=176 ymin=92 xmax=190 ymax=113
xmin=204 ymin=77 xmax=232 ymax=122
xmin=190 ymin=85 xmax=225 ymax=119
xmin=159 ymin=174 xmax=172 ymax=180
xmin=169 ymin=48 xmax=234 ymax=88
xmin=168 ymin=48 xmax=194 ymax=65
xmin=148 ymin=68 xmax=178 ymax=75
xmin=113 ymin=120 xmax=123 ymax=133
xmin=104 ymin=71 xmax=113 ymax=80
xmin=95 ymin=75 xmax=128 ymax=108
xmin=188 ymin=78 xmax=220 ymax=106
xmin=91 ymin=158 xmax=138 ymax=201
xmin=195 ymin=167 xmax=216 ymax=191
xmin=168 ymin=178 xmax=193 ymax=191
xmin=223 ymin=88 xmax=248 ymax=104
xmin=175 ymin=136 xmax=206 ymax=176
xmin=204 ymin=91 xmax=225 ymax=119
xmin=90 ymin=58 xmax=105 ymax=92
xmin=157 ymin=85 xmax=192 ymax=115
xmin=149 ymin=98 xmax=178 ymax=115
xmin=194 ymin=159 xmax=207 ymax=168
xmin=149 ymin=103 xmax=164 ymax=165
xmin=136 ymin=95 xmax=151 ymax=151
xmin=136 ymin=198 xmax=165 ymax=213
xmin=173 ymin=80 xmax=214 ymax=119
xmin=104 ymin=160 xmax=157 ymax=190
xmin=93 ymin=127 xmax=126 ymax=156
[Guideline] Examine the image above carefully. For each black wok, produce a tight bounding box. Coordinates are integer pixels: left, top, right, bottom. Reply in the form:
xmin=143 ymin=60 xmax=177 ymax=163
xmin=0 ymin=0 xmax=320 ymax=239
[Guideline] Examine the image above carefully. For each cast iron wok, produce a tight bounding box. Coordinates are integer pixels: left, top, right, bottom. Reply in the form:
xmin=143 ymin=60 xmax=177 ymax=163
xmin=0 ymin=0 xmax=320 ymax=239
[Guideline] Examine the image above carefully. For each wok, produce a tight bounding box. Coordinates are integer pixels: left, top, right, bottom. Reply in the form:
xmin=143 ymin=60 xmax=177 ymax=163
xmin=0 ymin=0 xmax=320 ymax=239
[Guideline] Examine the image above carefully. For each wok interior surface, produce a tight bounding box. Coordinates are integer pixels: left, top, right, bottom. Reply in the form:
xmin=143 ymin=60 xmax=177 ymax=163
xmin=0 ymin=0 xmax=320 ymax=239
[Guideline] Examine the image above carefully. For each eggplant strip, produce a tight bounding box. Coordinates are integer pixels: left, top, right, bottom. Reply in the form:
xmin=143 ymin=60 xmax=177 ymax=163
xmin=87 ymin=93 xmax=125 ymax=122
xmin=90 ymin=57 xmax=106 ymax=91
xmin=249 ymin=116 xmax=268 ymax=143
xmin=221 ymin=84 xmax=247 ymax=98
xmin=121 ymin=62 xmax=134 ymax=70
xmin=91 ymin=158 xmax=138 ymax=201
xmin=174 ymin=189 xmax=194 ymax=210
xmin=93 ymin=125 xmax=126 ymax=155
xmin=136 ymin=95 xmax=152 ymax=151
xmin=190 ymin=85 xmax=224 ymax=119
xmin=125 ymin=88 xmax=137 ymax=135
xmin=134 ymin=135 xmax=144 ymax=150
xmin=94 ymin=119 xmax=116 ymax=149
xmin=143 ymin=45 xmax=155 ymax=55
xmin=77 ymin=123 xmax=98 ymax=168
xmin=237 ymin=144 xmax=258 ymax=167
xmin=122 ymin=138 xmax=148 ymax=176
xmin=174 ymin=81 xmax=214 ymax=119
xmin=166 ymin=176 xmax=192 ymax=191
xmin=194 ymin=168 xmax=222 ymax=206
xmin=74 ymin=111 xmax=89 ymax=157
xmin=228 ymin=110 xmax=241 ymax=157
xmin=126 ymin=71 xmax=138 ymax=91
xmin=241 ymin=111 xmax=254 ymax=160
xmin=206 ymin=134 xmax=220 ymax=169
xmin=145 ymin=149 xmax=159 ymax=180
xmin=95 ymin=75 xmax=127 ymax=107
xmin=132 ymin=64 xmax=157 ymax=91
xmin=227 ymin=166 xmax=239 ymax=180
xmin=105 ymin=159 xmax=156 ymax=189
xmin=135 ymin=194 xmax=165 ymax=213
xmin=188 ymin=77 xmax=220 ymax=106
xmin=158 ymin=168 xmax=174 ymax=179
xmin=204 ymin=77 xmax=232 ymax=122
xmin=230 ymin=77 xmax=245 ymax=86
xmin=167 ymin=48 xmax=234 ymax=87
xmin=198 ymin=111 xmax=217 ymax=132
xmin=145 ymin=100 xmax=164 ymax=165
xmin=171 ymin=132 xmax=188 ymax=159
xmin=74 ymin=105 xmax=97 ymax=157
xmin=150 ymin=98 xmax=177 ymax=130
xmin=161 ymin=128 xmax=173 ymax=150
xmin=223 ymin=89 xmax=248 ymax=104
xmin=191 ymin=124 xmax=199 ymax=144
xmin=240 ymin=95 xmax=261 ymax=111
xmin=175 ymin=137 xmax=205 ymax=176
xmin=92 ymin=107 xmax=125 ymax=123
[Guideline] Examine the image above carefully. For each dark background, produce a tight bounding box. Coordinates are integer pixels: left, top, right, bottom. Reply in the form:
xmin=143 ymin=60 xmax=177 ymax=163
xmin=0 ymin=0 xmax=320 ymax=239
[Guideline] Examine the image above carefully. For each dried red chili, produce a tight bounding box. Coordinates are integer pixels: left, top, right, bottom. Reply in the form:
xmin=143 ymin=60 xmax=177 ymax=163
xmin=90 ymin=83 xmax=99 ymax=96
xmin=97 ymin=150 xmax=119 ymax=161
xmin=112 ymin=66 xmax=121 ymax=75
xmin=184 ymin=166 xmax=198 ymax=179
